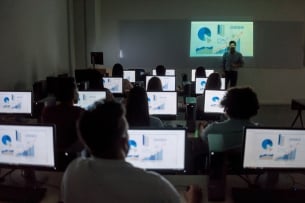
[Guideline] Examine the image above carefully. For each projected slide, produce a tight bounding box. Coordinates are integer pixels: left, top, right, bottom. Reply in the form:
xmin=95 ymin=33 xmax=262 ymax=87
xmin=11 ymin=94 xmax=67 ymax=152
xmin=204 ymin=90 xmax=226 ymax=113
xmin=243 ymin=128 xmax=305 ymax=169
xmin=190 ymin=21 xmax=253 ymax=57
xmin=102 ymin=77 xmax=123 ymax=93
xmin=147 ymin=92 xmax=177 ymax=115
xmin=0 ymin=125 xmax=55 ymax=167
xmin=146 ymin=76 xmax=176 ymax=91
xmin=0 ymin=92 xmax=32 ymax=114
xmin=76 ymin=91 xmax=106 ymax=110
xmin=126 ymin=129 xmax=185 ymax=170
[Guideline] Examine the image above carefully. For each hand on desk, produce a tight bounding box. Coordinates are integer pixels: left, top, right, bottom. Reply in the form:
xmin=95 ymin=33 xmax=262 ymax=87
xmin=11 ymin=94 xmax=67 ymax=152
xmin=184 ymin=184 xmax=202 ymax=203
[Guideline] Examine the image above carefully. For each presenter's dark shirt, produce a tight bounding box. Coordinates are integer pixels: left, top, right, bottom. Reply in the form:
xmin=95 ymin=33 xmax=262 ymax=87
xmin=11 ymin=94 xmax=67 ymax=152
xmin=223 ymin=51 xmax=244 ymax=71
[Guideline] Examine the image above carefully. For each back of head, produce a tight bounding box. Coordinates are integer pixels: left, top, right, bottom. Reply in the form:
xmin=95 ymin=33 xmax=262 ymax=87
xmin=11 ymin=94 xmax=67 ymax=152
xmin=55 ymin=77 xmax=77 ymax=102
xmin=78 ymin=101 xmax=127 ymax=157
xmin=126 ymin=86 xmax=150 ymax=126
xmin=112 ymin=63 xmax=124 ymax=77
xmin=220 ymin=87 xmax=259 ymax=119
xmin=156 ymin=65 xmax=166 ymax=76
xmin=205 ymin=72 xmax=221 ymax=90
xmin=195 ymin=66 xmax=206 ymax=78
xmin=147 ymin=76 xmax=163 ymax=91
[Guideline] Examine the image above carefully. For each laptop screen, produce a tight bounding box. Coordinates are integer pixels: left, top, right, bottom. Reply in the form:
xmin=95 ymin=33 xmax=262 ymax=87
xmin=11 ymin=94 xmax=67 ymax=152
xmin=152 ymin=69 xmax=176 ymax=76
xmin=75 ymin=91 xmax=106 ymax=110
xmin=243 ymin=127 xmax=305 ymax=169
xmin=0 ymin=123 xmax=56 ymax=169
xmin=126 ymin=129 xmax=186 ymax=171
xmin=0 ymin=91 xmax=32 ymax=115
xmin=146 ymin=76 xmax=176 ymax=91
xmin=204 ymin=90 xmax=226 ymax=113
xmin=123 ymin=70 xmax=136 ymax=83
xmin=147 ymin=91 xmax=177 ymax=116
xmin=102 ymin=77 xmax=123 ymax=94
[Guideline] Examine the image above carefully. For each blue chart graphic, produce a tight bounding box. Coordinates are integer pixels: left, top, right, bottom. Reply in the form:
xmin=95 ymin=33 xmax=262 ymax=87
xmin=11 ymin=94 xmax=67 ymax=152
xmin=16 ymin=146 xmax=35 ymax=157
xmin=12 ymin=103 xmax=21 ymax=109
xmin=143 ymin=150 xmax=163 ymax=161
xmin=198 ymin=27 xmax=211 ymax=41
xmin=212 ymin=96 xmax=220 ymax=102
xmin=154 ymin=103 xmax=165 ymax=110
xmin=163 ymin=83 xmax=168 ymax=90
xmin=201 ymin=81 xmax=206 ymax=86
xmin=262 ymin=139 xmax=273 ymax=150
xmin=129 ymin=140 xmax=137 ymax=148
xmin=142 ymin=135 xmax=149 ymax=146
xmin=3 ymin=97 xmax=10 ymax=103
xmin=2 ymin=135 xmax=12 ymax=145
xmin=276 ymin=149 xmax=297 ymax=161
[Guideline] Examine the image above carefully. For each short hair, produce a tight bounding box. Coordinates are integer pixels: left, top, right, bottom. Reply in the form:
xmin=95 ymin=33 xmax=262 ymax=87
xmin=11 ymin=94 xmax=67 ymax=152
xmin=220 ymin=87 xmax=259 ymax=119
xmin=77 ymin=101 xmax=127 ymax=157
xmin=229 ymin=40 xmax=236 ymax=46
xmin=156 ymin=65 xmax=166 ymax=76
xmin=195 ymin=66 xmax=206 ymax=78
xmin=112 ymin=63 xmax=124 ymax=77
xmin=55 ymin=77 xmax=77 ymax=102
xmin=147 ymin=76 xmax=163 ymax=91
xmin=205 ymin=72 xmax=221 ymax=90
xmin=126 ymin=86 xmax=150 ymax=127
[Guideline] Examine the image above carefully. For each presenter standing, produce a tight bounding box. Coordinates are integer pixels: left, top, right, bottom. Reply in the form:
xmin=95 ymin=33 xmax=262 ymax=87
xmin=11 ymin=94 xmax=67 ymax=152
xmin=222 ymin=40 xmax=244 ymax=88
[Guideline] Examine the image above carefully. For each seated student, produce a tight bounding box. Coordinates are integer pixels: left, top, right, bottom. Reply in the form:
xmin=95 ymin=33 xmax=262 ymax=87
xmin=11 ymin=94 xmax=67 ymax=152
xmin=196 ymin=72 xmax=222 ymax=118
xmin=200 ymin=86 xmax=259 ymax=151
xmin=112 ymin=63 xmax=133 ymax=96
xmin=126 ymin=86 xmax=163 ymax=128
xmin=195 ymin=66 xmax=206 ymax=78
xmin=41 ymin=77 xmax=85 ymax=170
xmin=147 ymin=76 xmax=163 ymax=91
xmin=62 ymin=101 xmax=202 ymax=203
xmin=155 ymin=64 xmax=166 ymax=76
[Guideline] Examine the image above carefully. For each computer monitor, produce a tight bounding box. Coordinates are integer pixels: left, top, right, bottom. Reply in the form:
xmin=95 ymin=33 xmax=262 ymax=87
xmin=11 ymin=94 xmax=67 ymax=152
xmin=102 ymin=77 xmax=123 ymax=94
xmin=123 ymin=70 xmax=136 ymax=83
xmin=243 ymin=127 xmax=305 ymax=170
xmin=204 ymin=90 xmax=226 ymax=114
xmin=195 ymin=77 xmax=208 ymax=94
xmin=152 ymin=69 xmax=175 ymax=76
xmin=220 ymin=78 xmax=225 ymax=90
xmin=0 ymin=123 xmax=56 ymax=169
xmin=75 ymin=91 xmax=106 ymax=110
xmin=0 ymin=91 xmax=32 ymax=115
xmin=126 ymin=128 xmax=186 ymax=173
xmin=146 ymin=76 xmax=176 ymax=91
xmin=147 ymin=91 xmax=177 ymax=117
xmin=191 ymin=69 xmax=215 ymax=82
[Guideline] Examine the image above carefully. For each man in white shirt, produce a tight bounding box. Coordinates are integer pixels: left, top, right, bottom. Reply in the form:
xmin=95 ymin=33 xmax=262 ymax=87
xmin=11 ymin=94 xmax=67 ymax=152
xmin=62 ymin=101 xmax=201 ymax=203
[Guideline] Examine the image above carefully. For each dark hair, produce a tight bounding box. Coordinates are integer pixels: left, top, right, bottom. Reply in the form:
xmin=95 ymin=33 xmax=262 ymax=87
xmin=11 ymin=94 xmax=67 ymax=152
xmin=125 ymin=86 xmax=150 ymax=127
xmin=229 ymin=40 xmax=236 ymax=46
xmin=78 ymin=101 xmax=126 ymax=157
xmin=55 ymin=77 xmax=77 ymax=102
xmin=220 ymin=87 xmax=259 ymax=119
xmin=112 ymin=63 xmax=124 ymax=77
xmin=205 ymin=72 xmax=221 ymax=90
xmin=195 ymin=66 xmax=206 ymax=78
xmin=156 ymin=65 xmax=166 ymax=76
xmin=147 ymin=76 xmax=163 ymax=91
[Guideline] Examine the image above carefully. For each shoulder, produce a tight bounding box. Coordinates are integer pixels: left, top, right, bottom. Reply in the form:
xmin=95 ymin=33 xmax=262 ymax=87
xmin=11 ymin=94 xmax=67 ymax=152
xmin=149 ymin=116 xmax=164 ymax=127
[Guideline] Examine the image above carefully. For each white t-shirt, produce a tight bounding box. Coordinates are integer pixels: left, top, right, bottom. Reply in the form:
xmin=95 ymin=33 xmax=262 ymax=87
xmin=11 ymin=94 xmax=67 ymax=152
xmin=62 ymin=157 xmax=180 ymax=203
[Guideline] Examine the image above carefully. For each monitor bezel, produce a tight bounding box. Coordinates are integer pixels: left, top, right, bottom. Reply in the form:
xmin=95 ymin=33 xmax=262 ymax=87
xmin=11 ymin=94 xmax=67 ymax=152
xmin=0 ymin=123 xmax=57 ymax=170
xmin=242 ymin=126 xmax=305 ymax=172
xmin=126 ymin=128 xmax=187 ymax=174
xmin=0 ymin=91 xmax=33 ymax=116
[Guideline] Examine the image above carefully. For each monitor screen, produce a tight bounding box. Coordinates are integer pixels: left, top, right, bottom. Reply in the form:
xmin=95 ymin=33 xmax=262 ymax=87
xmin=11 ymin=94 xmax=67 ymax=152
xmin=0 ymin=123 xmax=56 ymax=169
xmin=195 ymin=77 xmax=207 ymax=94
xmin=204 ymin=90 xmax=226 ymax=113
xmin=191 ymin=69 xmax=214 ymax=82
xmin=152 ymin=69 xmax=175 ymax=76
xmin=146 ymin=76 xmax=176 ymax=91
xmin=75 ymin=91 xmax=106 ymax=110
xmin=123 ymin=70 xmax=136 ymax=83
xmin=0 ymin=91 xmax=32 ymax=115
xmin=102 ymin=77 xmax=123 ymax=94
xmin=126 ymin=129 xmax=186 ymax=171
xmin=243 ymin=127 xmax=305 ymax=170
xmin=147 ymin=91 xmax=177 ymax=116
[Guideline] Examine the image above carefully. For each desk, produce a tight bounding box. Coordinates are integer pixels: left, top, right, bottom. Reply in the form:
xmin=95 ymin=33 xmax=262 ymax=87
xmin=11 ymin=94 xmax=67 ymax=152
xmin=291 ymin=99 xmax=305 ymax=127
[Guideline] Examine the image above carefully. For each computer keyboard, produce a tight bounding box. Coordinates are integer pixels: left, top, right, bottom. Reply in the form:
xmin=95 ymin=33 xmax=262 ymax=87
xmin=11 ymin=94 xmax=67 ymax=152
xmin=0 ymin=184 xmax=46 ymax=203
xmin=232 ymin=187 xmax=305 ymax=203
